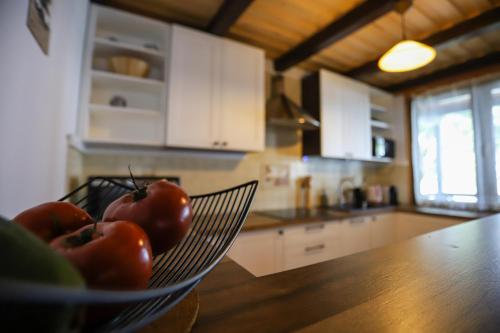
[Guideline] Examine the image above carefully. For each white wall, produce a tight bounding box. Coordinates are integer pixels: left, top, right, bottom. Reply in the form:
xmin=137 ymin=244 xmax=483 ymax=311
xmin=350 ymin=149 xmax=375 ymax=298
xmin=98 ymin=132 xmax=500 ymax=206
xmin=0 ymin=0 xmax=89 ymax=217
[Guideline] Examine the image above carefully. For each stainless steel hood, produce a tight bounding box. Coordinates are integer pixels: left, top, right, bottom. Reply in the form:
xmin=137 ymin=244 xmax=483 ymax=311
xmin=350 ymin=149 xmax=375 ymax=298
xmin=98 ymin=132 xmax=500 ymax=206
xmin=266 ymin=74 xmax=320 ymax=130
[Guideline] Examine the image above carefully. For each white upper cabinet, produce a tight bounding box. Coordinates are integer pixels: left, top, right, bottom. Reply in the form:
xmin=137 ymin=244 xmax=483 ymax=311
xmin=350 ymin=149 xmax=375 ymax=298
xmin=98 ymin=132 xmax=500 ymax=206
xmin=78 ymin=7 xmax=264 ymax=152
xmin=319 ymin=70 xmax=371 ymax=160
xmin=218 ymin=39 xmax=265 ymax=151
xmin=167 ymin=25 xmax=218 ymax=149
xmin=167 ymin=25 xmax=265 ymax=152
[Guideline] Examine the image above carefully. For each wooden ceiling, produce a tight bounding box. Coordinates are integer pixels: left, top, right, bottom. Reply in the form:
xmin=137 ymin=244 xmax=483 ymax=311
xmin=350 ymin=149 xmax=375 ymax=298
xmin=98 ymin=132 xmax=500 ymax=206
xmin=99 ymin=0 xmax=500 ymax=92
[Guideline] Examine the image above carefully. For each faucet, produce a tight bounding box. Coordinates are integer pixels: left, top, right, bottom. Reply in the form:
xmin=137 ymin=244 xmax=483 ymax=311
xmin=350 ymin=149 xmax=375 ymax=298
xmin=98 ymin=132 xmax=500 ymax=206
xmin=338 ymin=177 xmax=355 ymax=207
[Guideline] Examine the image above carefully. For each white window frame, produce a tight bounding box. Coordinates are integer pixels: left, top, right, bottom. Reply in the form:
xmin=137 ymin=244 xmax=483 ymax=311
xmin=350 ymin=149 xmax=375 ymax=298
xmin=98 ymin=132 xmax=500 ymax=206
xmin=412 ymin=78 xmax=500 ymax=210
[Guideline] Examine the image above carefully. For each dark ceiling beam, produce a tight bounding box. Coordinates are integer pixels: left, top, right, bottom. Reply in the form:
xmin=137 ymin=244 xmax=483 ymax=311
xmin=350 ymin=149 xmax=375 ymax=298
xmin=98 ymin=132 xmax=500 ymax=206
xmin=206 ymin=0 xmax=253 ymax=36
xmin=273 ymin=0 xmax=402 ymax=72
xmin=385 ymin=51 xmax=500 ymax=93
xmin=346 ymin=6 xmax=500 ymax=78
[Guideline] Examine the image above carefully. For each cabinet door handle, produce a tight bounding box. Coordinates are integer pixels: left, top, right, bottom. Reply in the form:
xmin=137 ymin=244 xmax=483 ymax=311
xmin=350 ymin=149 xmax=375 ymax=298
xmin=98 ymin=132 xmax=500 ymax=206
xmin=213 ymin=141 xmax=219 ymax=146
xmin=305 ymin=244 xmax=325 ymax=253
xmin=221 ymin=141 xmax=227 ymax=147
xmin=305 ymin=224 xmax=325 ymax=232
xmin=278 ymin=229 xmax=284 ymax=235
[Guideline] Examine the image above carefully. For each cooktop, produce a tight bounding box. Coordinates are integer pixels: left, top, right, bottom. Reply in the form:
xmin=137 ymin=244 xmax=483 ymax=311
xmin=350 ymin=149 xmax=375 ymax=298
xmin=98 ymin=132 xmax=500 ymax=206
xmin=256 ymin=208 xmax=337 ymax=221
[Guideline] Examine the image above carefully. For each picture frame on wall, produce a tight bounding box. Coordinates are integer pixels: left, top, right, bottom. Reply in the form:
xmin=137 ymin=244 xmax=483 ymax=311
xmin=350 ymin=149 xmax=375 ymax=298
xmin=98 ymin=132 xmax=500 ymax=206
xmin=27 ymin=0 xmax=51 ymax=55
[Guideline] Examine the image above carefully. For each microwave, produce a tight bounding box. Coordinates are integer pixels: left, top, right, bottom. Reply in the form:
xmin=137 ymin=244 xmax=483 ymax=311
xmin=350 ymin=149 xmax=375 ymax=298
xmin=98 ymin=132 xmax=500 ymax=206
xmin=372 ymin=136 xmax=395 ymax=158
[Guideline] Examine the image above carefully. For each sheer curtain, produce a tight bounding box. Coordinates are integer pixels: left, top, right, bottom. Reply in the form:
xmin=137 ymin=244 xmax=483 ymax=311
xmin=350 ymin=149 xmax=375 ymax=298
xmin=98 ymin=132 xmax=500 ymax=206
xmin=412 ymin=78 xmax=500 ymax=210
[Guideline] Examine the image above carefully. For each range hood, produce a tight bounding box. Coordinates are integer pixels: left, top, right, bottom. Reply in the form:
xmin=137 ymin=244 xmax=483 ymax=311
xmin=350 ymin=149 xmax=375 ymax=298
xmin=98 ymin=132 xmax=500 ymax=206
xmin=266 ymin=74 xmax=320 ymax=130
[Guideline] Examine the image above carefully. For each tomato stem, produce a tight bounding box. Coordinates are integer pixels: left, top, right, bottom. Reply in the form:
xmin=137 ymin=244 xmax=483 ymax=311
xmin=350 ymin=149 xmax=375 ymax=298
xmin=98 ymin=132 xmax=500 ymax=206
xmin=128 ymin=165 xmax=140 ymax=190
xmin=128 ymin=164 xmax=148 ymax=201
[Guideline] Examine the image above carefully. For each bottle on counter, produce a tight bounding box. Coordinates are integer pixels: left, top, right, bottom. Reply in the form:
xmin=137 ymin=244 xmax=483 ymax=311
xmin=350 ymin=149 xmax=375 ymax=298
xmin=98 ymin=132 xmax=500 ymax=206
xmin=319 ymin=189 xmax=329 ymax=208
xmin=389 ymin=186 xmax=399 ymax=206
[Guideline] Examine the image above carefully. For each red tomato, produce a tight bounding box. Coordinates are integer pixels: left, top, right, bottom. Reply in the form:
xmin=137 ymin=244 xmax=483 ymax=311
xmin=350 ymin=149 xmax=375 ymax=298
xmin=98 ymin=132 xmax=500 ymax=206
xmin=14 ymin=202 xmax=94 ymax=242
xmin=103 ymin=179 xmax=192 ymax=255
xmin=50 ymin=221 xmax=152 ymax=290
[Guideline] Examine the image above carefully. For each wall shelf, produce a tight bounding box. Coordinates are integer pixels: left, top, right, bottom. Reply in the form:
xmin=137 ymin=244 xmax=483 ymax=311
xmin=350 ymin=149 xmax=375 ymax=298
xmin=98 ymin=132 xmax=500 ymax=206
xmin=370 ymin=103 xmax=387 ymax=113
xmin=91 ymin=70 xmax=164 ymax=88
xmin=89 ymin=104 xmax=161 ymax=116
xmin=371 ymin=119 xmax=390 ymax=129
xmin=93 ymin=36 xmax=166 ymax=76
xmin=94 ymin=36 xmax=164 ymax=57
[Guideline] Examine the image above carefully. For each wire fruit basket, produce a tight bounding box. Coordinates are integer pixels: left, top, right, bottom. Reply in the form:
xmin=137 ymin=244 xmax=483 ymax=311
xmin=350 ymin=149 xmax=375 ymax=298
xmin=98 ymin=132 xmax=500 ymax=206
xmin=2 ymin=177 xmax=258 ymax=332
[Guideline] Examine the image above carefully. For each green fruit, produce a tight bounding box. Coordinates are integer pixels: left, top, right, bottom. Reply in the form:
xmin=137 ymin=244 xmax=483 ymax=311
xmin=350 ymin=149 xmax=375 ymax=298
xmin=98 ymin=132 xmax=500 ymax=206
xmin=0 ymin=215 xmax=86 ymax=333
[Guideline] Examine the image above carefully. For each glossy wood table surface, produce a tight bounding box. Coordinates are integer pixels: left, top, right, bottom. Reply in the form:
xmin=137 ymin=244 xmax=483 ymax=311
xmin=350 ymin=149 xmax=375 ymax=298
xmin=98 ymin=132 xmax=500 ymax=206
xmin=192 ymin=214 xmax=500 ymax=332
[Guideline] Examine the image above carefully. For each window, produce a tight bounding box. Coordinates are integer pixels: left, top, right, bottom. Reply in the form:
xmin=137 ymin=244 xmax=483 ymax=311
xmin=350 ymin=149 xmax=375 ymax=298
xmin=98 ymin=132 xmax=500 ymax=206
xmin=491 ymin=88 xmax=500 ymax=195
xmin=412 ymin=79 xmax=500 ymax=209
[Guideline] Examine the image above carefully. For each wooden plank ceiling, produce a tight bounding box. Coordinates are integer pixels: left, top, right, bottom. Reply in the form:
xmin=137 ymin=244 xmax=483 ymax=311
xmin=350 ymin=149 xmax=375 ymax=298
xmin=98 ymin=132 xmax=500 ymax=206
xmin=100 ymin=0 xmax=500 ymax=90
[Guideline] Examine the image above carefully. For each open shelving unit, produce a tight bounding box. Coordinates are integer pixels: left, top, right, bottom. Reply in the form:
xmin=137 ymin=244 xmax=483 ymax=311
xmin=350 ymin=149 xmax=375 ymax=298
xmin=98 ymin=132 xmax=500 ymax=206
xmin=368 ymin=87 xmax=395 ymax=162
xmin=79 ymin=4 xmax=170 ymax=146
xmin=369 ymin=88 xmax=393 ymax=132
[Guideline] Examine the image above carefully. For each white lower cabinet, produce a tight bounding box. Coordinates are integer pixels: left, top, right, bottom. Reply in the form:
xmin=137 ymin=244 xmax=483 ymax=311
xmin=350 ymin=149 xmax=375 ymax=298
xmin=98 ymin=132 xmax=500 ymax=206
xmin=340 ymin=216 xmax=371 ymax=255
xmin=282 ymin=222 xmax=342 ymax=271
xmin=369 ymin=214 xmax=396 ymax=249
xmin=227 ymin=228 xmax=283 ymax=277
xmin=394 ymin=212 xmax=464 ymax=241
xmin=229 ymin=213 xmax=467 ymax=276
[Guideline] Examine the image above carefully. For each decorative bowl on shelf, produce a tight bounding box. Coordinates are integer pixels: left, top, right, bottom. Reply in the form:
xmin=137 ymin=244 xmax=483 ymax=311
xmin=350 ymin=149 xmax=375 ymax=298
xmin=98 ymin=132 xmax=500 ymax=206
xmin=109 ymin=56 xmax=150 ymax=78
xmin=1 ymin=177 xmax=258 ymax=332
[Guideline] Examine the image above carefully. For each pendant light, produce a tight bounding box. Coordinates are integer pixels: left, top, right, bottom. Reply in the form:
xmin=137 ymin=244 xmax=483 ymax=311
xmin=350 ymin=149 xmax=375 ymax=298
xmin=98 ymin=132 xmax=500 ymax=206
xmin=378 ymin=7 xmax=436 ymax=72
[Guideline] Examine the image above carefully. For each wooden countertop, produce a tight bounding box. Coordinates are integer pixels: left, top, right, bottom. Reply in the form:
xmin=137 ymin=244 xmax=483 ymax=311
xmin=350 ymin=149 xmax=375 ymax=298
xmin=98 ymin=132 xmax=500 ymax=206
xmin=242 ymin=206 xmax=491 ymax=232
xmin=193 ymin=213 xmax=500 ymax=332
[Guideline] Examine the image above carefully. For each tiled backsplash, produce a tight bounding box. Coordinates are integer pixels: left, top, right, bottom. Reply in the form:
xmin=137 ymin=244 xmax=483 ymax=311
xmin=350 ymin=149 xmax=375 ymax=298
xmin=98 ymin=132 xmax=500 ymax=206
xmin=71 ymin=127 xmax=368 ymax=211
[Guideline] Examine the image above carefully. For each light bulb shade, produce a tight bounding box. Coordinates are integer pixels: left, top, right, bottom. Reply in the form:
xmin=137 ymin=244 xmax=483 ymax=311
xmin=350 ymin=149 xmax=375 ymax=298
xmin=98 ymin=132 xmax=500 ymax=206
xmin=378 ymin=40 xmax=436 ymax=72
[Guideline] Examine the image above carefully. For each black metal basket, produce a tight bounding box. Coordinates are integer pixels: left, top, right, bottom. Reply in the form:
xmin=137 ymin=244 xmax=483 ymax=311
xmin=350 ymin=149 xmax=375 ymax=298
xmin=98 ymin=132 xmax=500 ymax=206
xmin=2 ymin=177 xmax=258 ymax=332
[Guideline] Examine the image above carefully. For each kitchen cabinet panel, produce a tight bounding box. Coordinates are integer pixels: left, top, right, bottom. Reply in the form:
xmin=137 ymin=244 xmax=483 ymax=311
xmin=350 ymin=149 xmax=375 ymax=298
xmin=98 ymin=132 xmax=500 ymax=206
xmin=167 ymin=25 xmax=265 ymax=152
xmin=341 ymin=216 xmax=371 ymax=255
xmin=283 ymin=240 xmax=337 ymax=271
xmin=282 ymin=222 xmax=343 ymax=270
xmin=315 ymin=70 xmax=372 ymax=160
xmin=167 ymin=25 xmax=217 ymax=149
xmin=319 ymin=70 xmax=344 ymax=158
xmin=395 ymin=213 xmax=464 ymax=241
xmin=369 ymin=214 xmax=396 ymax=249
xmin=227 ymin=228 xmax=283 ymax=277
xmin=218 ymin=39 xmax=265 ymax=151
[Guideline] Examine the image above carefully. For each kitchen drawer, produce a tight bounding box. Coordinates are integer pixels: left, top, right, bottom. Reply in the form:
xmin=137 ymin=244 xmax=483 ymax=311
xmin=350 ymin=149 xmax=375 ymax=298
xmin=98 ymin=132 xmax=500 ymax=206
xmin=283 ymin=239 xmax=340 ymax=270
xmin=341 ymin=216 xmax=371 ymax=255
xmin=283 ymin=222 xmax=341 ymax=245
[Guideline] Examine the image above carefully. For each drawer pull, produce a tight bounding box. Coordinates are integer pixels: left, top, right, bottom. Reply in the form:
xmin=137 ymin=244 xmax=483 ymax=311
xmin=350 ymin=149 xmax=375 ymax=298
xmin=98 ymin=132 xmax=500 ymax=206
xmin=350 ymin=217 xmax=365 ymax=223
xmin=305 ymin=244 xmax=325 ymax=253
xmin=305 ymin=224 xmax=325 ymax=232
